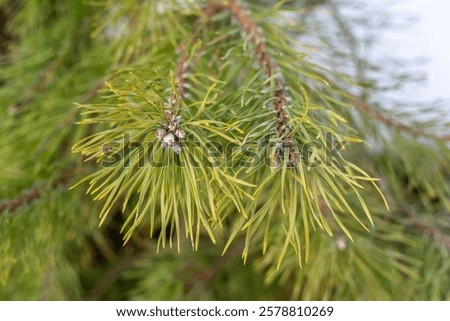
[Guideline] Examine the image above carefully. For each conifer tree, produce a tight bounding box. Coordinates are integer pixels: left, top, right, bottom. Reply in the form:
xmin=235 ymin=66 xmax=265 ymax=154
xmin=1 ymin=0 xmax=449 ymax=300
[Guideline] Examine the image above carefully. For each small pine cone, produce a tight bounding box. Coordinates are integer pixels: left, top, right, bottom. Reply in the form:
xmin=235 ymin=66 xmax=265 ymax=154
xmin=164 ymin=109 xmax=174 ymax=120
xmin=162 ymin=133 xmax=175 ymax=146
xmin=167 ymin=122 xmax=177 ymax=131
xmin=289 ymin=152 xmax=298 ymax=167
xmin=155 ymin=128 xmax=167 ymax=141
xmin=283 ymin=138 xmax=294 ymax=147
xmin=175 ymin=128 xmax=186 ymax=139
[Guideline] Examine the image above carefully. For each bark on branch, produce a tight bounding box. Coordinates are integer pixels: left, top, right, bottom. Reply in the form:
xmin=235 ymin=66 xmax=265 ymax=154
xmin=227 ymin=0 xmax=289 ymax=135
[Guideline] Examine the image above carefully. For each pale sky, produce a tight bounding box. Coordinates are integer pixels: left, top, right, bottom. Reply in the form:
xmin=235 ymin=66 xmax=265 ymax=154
xmin=385 ymin=0 xmax=450 ymax=107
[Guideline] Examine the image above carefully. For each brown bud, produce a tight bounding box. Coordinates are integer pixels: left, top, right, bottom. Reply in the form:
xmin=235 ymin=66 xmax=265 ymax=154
xmin=283 ymin=138 xmax=294 ymax=147
xmin=167 ymin=122 xmax=177 ymax=131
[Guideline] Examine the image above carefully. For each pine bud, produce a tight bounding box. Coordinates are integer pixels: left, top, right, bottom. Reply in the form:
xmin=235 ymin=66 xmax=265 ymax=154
xmin=155 ymin=128 xmax=167 ymax=140
xmin=289 ymin=150 xmax=298 ymax=167
xmin=283 ymin=138 xmax=294 ymax=147
xmin=175 ymin=128 xmax=186 ymax=139
xmin=162 ymin=133 xmax=175 ymax=146
xmin=167 ymin=122 xmax=177 ymax=131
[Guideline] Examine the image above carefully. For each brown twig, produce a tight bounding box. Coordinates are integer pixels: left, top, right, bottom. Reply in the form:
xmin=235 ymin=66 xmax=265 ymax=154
xmin=0 ymin=166 xmax=73 ymax=214
xmin=170 ymin=44 xmax=190 ymax=117
xmin=0 ymin=184 xmax=43 ymax=213
xmin=155 ymin=42 xmax=190 ymax=154
xmin=203 ymin=2 xmax=226 ymax=19
xmin=226 ymin=0 xmax=296 ymax=167
xmin=157 ymin=4 xmax=225 ymax=153
xmin=0 ymin=161 xmax=78 ymax=214
xmin=169 ymin=2 xmax=223 ymax=117
xmin=351 ymin=96 xmax=450 ymax=142
xmin=227 ymin=0 xmax=289 ymax=135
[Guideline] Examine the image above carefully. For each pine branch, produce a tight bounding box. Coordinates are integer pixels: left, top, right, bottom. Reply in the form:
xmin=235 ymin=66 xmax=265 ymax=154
xmin=69 ymin=76 xmax=109 ymax=132
xmin=227 ymin=0 xmax=289 ymax=135
xmin=0 ymin=78 xmax=106 ymax=214
xmin=0 ymin=163 xmax=76 ymax=215
xmin=8 ymin=59 xmax=61 ymax=113
xmin=226 ymin=0 xmax=297 ymax=166
xmin=203 ymin=2 xmax=226 ymax=19
xmin=170 ymin=2 xmax=224 ymax=112
xmin=0 ymin=183 xmax=43 ymax=213
xmin=156 ymin=5 xmax=221 ymax=153
xmin=351 ymin=96 xmax=450 ymax=142
xmin=171 ymin=44 xmax=189 ymax=112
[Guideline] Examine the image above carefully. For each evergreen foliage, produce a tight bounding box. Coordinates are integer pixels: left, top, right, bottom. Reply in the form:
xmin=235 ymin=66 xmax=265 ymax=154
xmin=1 ymin=0 xmax=449 ymax=300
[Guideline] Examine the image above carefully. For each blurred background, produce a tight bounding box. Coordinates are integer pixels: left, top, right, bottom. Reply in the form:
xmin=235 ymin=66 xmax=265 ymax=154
xmin=0 ymin=0 xmax=449 ymax=300
xmin=371 ymin=0 xmax=450 ymax=112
